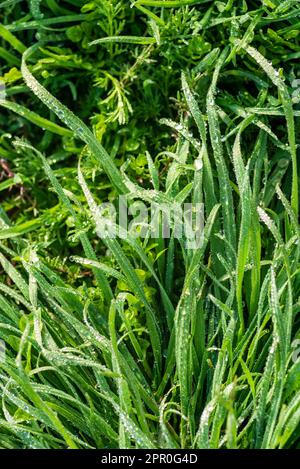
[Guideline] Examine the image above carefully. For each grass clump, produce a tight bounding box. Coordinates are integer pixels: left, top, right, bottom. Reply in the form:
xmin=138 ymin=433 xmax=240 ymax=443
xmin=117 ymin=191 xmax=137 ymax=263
xmin=0 ymin=0 xmax=299 ymax=449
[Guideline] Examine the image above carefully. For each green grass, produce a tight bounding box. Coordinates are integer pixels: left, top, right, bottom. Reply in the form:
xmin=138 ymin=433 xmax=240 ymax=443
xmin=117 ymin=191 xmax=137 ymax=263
xmin=0 ymin=0 xmax=299 ymax=449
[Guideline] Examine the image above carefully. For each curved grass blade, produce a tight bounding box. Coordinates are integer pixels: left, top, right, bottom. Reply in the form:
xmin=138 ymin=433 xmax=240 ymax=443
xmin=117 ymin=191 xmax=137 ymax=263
xmin=0 ymin=23 xmax=26 ymax=54
xmin=207 ymin=48 xmax=236 ymax=268
xmin=21 ymin=44 xmax=127 ymax=195
xmin=89 ymin=36 xmax=156 ymax=47
xmin=77 ymin=163 xmax=162 ymax=377
xmin=14 ymin=140 xmax=113 ymax=303
xmin=175 ymin=204 xmax=220 ymax=443
xmin=135 ymin=0 xmax=211 ymax=7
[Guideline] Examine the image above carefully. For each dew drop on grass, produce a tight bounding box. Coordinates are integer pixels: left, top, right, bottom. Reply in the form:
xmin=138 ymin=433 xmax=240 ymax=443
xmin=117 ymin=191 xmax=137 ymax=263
xmin=194 ymin=158 xmax=203 ymax=171
xmin=30 ymin=0 xmax=44 ymax=19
